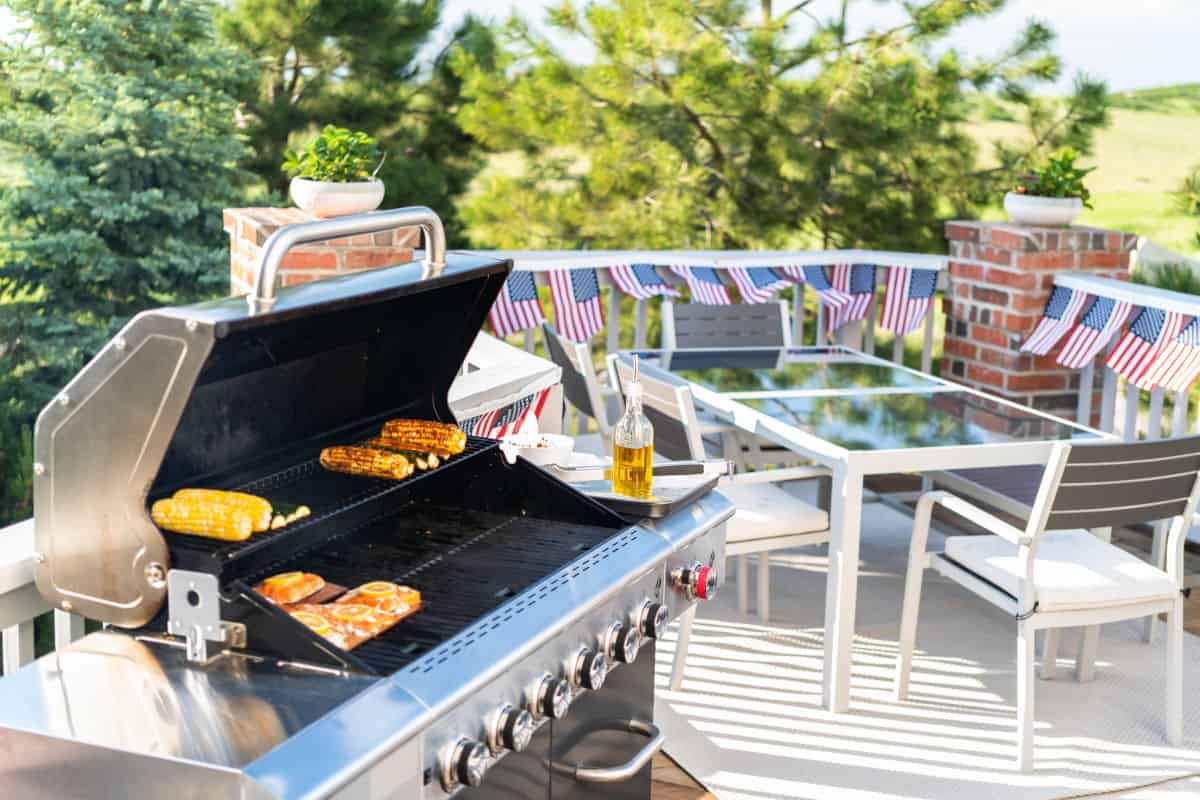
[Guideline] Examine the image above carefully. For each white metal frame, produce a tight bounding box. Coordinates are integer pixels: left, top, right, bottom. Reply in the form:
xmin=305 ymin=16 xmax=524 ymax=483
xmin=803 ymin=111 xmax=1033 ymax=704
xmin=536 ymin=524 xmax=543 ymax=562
xmin=619 ymin=346 xmax=1114 ymax=714
xmin=893 ymin=444 xmax=1198 ymax=771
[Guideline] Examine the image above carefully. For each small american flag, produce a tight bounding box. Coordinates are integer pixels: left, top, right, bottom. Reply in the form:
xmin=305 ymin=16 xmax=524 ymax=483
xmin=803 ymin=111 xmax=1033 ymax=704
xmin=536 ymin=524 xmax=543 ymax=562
xmin=1106 ymin=307 xmax=1186 ymax=389
xmin=489 ymin=271 xmax=546 ymax=339
xmin=826 ymin=264 xmax=877 ymax=332
xmin=608 ymin=263 xmax=681 ymax=300
xmin=1141 ymin=317 xmax=1200 ymax=392
xmin=729 ymin=267 xmax=790 ymax=304
xmin=669 ymin=265 xmax=731 ymax=305
xmin=1057 ymin=296 xmax=1133 ymax=368
xmin=792 ymin=265 xmax=851 ymax=309
xmin=879 ymin=267 xmax=938 ymax=336
xmin=548 ymin=269 xmax=605 ymax=343
xmin=461 ymin=388 xmax=552 ymax=439
xmin=1020 ymin=287 xmax=1090 ymax=355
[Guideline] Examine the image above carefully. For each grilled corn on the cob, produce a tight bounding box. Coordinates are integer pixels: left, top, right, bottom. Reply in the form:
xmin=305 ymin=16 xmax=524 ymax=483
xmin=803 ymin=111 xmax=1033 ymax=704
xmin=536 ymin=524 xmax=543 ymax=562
xmin=379 ymin=419 xmax=466 ymax=456
xmin=363 ymin=438 xmax=441 ymax=470
xmin=319 ymin=446 xmax=414 ymax=480
xmin=151 ymin=498 xmax=254 ymax=541
xmin=172 ymin=489 xmax=273 ymax=533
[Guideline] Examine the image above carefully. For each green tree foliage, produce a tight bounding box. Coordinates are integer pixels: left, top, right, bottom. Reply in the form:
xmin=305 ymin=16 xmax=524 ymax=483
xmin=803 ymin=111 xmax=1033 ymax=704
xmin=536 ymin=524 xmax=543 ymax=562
xmin=454 ymin=0 xmax=1109 ymax=252
xmin=218 ymin=0 xmax=497 ymax=242
xmin=1176 ymin=164 xmax=1200 ymax=251
xmin=0 ymin=0 xmax=251 ymax=523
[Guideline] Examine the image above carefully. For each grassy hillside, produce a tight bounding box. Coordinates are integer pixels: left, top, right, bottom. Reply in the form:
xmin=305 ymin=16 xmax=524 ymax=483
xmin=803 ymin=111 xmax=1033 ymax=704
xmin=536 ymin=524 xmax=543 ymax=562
xmin=1109 ymin=83 xmax=1200 ymax=115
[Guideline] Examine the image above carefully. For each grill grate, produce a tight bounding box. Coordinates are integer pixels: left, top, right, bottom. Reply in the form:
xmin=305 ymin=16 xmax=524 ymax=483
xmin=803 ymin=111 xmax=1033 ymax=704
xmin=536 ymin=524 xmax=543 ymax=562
xmin=159 ymin=436 xmax=494 ymax=565
xmin=246 ymin=505 xmax=620 ymax=674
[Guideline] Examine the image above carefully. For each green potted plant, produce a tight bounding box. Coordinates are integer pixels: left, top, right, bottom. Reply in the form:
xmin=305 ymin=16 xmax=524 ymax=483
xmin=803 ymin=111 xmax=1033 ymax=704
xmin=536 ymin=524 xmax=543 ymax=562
xmin=1005 ymin=149 xmax=1095 ymax=226
xmin=283 ymin=125 xmax=385 ymax=218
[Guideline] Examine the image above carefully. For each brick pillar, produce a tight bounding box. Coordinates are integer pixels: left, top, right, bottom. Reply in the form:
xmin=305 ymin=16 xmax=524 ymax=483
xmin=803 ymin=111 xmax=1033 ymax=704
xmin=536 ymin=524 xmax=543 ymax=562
xmin=942 ymin=221 xmax=1136 ymax=420
xmin=223 ymin=207 xmax=418 ymax=296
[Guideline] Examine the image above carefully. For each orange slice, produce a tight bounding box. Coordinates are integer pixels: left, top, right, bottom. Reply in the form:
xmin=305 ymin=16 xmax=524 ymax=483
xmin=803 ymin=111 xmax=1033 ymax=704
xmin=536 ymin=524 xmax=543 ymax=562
xmin=291 ymin=610 xmax=330 ymax=635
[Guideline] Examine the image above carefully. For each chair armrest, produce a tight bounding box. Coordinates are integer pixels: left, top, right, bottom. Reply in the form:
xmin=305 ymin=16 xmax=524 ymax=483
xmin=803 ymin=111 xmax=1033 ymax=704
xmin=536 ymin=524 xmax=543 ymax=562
xmin=925 ymin=491 xmax=1030 ymax=546
xmin=722 ymin=465 xmax=832 ymax=486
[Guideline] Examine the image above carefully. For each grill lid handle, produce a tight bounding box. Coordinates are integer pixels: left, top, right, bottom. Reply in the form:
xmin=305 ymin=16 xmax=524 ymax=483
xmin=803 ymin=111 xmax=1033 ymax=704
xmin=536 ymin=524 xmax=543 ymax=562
xmin=248 ymin=206 xmax=448 ymax=314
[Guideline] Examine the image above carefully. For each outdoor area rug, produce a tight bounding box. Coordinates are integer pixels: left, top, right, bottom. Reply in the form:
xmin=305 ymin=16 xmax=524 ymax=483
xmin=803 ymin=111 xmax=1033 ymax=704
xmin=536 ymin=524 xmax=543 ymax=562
xmin=654 ymin=496 xmax=1200 ymax=800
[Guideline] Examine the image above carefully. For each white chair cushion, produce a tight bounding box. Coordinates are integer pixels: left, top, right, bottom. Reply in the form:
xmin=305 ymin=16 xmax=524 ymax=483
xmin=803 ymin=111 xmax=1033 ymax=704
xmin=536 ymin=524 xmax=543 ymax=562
xmin=718 ymin=482 xmax=829 ymax=544
xmin=572 ymin=432 xmax=607 ymax=458
xmin=943 ymin=530 xmax=1179 ymax=612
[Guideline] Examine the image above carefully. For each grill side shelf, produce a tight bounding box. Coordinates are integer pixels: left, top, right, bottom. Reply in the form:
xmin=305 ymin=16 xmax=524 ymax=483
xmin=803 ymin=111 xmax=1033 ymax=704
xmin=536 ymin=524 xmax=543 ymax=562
xmin=160 ymin=436 xmax=497 ymax=579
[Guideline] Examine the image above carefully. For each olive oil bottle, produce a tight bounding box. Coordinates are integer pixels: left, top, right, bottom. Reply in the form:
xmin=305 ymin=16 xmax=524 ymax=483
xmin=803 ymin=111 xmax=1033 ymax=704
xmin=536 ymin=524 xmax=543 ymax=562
xmin=612 ymin=355 xmax=654 ymax=499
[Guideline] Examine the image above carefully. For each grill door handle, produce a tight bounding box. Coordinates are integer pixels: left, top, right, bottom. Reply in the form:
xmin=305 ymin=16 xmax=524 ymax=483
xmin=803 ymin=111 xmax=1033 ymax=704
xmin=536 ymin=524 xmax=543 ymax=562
xmin=552 ymin=719 xmax=664 ymax=783
xmin=249 ymin=206 xmax=448 ymax=313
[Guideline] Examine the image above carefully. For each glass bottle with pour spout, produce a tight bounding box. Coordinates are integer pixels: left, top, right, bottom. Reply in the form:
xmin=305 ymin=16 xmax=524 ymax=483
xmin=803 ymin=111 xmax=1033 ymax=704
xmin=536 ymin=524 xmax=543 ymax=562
xmin=612 ymin=355 xmax=654 ymax=499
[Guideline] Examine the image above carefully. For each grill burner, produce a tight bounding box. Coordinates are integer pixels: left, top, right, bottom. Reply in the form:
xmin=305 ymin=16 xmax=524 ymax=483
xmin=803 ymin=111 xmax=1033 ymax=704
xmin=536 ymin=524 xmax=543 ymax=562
xmin=247 ymin=505 xmax=618 ymax=675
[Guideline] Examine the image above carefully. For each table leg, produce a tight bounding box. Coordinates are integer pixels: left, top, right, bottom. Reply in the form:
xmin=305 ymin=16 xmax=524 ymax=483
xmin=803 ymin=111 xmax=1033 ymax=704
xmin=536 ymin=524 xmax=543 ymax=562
xmin=823 ymin=465 xmax=863 ymax=713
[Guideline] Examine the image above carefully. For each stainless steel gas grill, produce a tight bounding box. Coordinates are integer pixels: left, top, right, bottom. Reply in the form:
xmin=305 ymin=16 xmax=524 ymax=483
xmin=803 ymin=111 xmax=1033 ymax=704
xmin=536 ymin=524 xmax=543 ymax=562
xmin=0 ymin=207 xmax=732 ymax=799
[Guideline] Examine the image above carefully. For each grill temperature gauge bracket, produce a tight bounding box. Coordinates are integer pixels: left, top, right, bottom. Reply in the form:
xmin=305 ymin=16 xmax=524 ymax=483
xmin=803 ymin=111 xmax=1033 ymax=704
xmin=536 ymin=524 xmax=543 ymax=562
xmin=166 ymin=570 xmax=246 ymax=664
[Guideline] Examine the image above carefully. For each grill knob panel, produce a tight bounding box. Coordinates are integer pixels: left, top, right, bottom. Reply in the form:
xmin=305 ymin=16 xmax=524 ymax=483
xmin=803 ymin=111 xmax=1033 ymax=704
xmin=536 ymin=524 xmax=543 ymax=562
xmin=488 ymin=703 xmax=536 ymax=754
xmin=528 ymin=673 xmax=571 ymax=720
xmin=572 ymin=648 xmax=608 ymax=691
xmin=439 ymin=738 xmax=489 ymax=791
xmin=638 ymin=600 xmax=669 ymax=640
xmin=604 ymin=621 xmax=642 ymax=664
xmin=672 ymin=562 xmax=718 ymax=601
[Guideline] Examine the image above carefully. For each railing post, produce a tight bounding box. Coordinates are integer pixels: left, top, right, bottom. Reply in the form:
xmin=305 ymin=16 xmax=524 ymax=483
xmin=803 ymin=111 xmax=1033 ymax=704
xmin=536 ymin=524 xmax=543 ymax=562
xmin=605 ymin=271 xmax=621 ymax=355
xmin=1076 ymin=361 xmax=1095 ymax=426
xmin=54 ymin=610 xmax=85 ymax=652
xmin=634 ymin=300 xmax=648 ymax=349
xmin=791 ymin=284 xmax=805 ymax=346
xmin=2 ymin=621 xmax=34 ymax=674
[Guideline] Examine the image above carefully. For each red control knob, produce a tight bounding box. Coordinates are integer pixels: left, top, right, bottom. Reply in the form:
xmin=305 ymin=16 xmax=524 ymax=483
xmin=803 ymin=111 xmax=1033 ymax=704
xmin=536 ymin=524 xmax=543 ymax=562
xmin=694 ymin=565 xmax=715 ymax=600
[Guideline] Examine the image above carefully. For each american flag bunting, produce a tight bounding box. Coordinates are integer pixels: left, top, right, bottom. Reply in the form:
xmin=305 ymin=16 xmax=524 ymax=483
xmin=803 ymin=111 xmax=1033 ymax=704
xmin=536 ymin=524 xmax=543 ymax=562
xmin=879 ymin=266 xmax=938 ymax=336
xmin=1141 ymin=316 xmax=1200 ymax=392
xmin=729 ymin=267 xmax=790 ymax=304
xmin=488 ymin=271 xmax=546 ymax=339
xmin=548 ymin=268 xmax=605 ymax=343
xmin=1057 ymin=296 xmax=1134 ymax=369
xmin=792 ymin=265 xmax=851 ymax=309
xmin=461 ymin=388 xmax=552 ymax=439
xmin=1021 ymin=287 xmax=1091 ymax=356
xmin=608 ymin=263 xmax=681 ymax=300
xmin=826 ymin=264 xmax=877 ymax=332
xmin=669 ymin=265 xmax=732 ymax=305
xmin=1106 ymin=307 xmax=1186 ymax=389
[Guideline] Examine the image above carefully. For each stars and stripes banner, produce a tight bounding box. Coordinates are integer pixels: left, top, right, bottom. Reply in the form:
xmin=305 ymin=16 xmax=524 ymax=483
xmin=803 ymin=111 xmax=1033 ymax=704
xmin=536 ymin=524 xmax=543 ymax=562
xmin=488 ymin=271 xmax=546 ymax=338
xmin=1056 ymin=296 xmax=1134 ymax=369
xmin=1140 ymin=317 xmax=1200 ymax=392
xmin=729 ymin=267 xmax=791 ymax=304
xmin=608 ymin=263 xmax=681 ymax=300
xmin=461 ymin=387 xmax=552 ymax=439
xmin=879 ymin=267 xmax=938 ymax=336
xmin=826 ymin=264 xmax=877 ymax=332
xmin=669 ymin=265 xmax=732 ymax=305
xmin=794 ymin=265 xmax=852 ymax=310
xmin=1021 ymin=286 xmax=1091 ymax=356
xmin=548 ymin=268 xmax=605 ymax=343
xmin=1106 ymin=307 xmax=1186 ymax=389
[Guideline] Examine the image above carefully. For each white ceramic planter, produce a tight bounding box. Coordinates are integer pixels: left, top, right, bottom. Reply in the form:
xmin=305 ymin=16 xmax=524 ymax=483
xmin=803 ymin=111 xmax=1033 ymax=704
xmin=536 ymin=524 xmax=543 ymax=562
xmin=290 ymin=177 xmax=385 ymax=218
xmin=1003 ymin=192 xmax=1083 ymax=227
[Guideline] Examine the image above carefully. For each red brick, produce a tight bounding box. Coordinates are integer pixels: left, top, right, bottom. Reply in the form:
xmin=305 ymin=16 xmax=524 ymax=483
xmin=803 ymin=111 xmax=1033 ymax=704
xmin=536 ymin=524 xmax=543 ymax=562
xmin=1078 ymin=251 xmax=1123 ymax=269
xmin=1011 ymin=292 xmax=1049 ymax=312
xmin=949 ymin=262 xmax=984 ymax=280
xmin=944 ymin=339 xmax=977 ymax=359
xmin=1006 ymin=373 xmax=1067 ymax=392
xmin=1001 ymin=313 xmax=1036 ymax=332
xmin=1015 ymin=251 xmax=1077 ymax=269
xmin=282 ymin=270 xmax=337 ymax=286
xmin=945 ymin=222 xmax=980 ymax=242
xmin=985 ymin=267 xmax=1037 ymax=290
xmin=972 ymin=285 xmax=1009 ymax=306
xmin=975 ymin=246 xmax=1013 ymax=266
xmin=978 ymin=347 xmax=1022 ymax=370
xmin=344 ymin=248 xmax=413 ymax=270
xmin=972 ymin=325 xmax=1011 ymax=349
xmin=967 ymin=363 xmax=1006 ymax=387
xmin=989 ymin=228 xmax=1036 ymax=251
xmin=281 ymin=250 xmax=337 ymax=271
xmin=955 ymin=284 xmax=969 ymax=298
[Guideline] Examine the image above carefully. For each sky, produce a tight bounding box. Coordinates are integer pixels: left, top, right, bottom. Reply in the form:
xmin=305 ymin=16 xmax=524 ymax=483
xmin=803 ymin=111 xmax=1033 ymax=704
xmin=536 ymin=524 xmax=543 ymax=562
xmin=440 ymin=0 xmax=1200 ymax=93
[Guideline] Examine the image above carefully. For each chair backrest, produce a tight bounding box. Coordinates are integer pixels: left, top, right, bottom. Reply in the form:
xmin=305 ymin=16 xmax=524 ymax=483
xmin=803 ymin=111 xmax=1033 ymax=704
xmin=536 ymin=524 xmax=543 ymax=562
xmin=611 ymin=357 xmax=705 ymax=461
xmin=542 ymin=324 xmax=612 ymax=433
xmin=662 ymin=300 xmax=791 ymax=350
xmin=1036 ymin=436 xmax=1200 ymax=532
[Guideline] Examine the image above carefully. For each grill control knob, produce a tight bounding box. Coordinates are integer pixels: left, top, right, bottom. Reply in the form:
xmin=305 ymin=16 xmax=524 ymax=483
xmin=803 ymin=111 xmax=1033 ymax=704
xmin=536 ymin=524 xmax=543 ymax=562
xmin=637 ymin=600 xmax=670 ymax=640
xmin=439 ymin=738 xmax=489 ymax=791
xmin=671 ymin=561 xmax=718 ymax=601
xmin=570 ymin=647 xmax=608 ymax=691
xmin=488 ymin=703 xmax=536 ymax=754
xmin=603 ymin=621 xmax=642 ymax=664
xmin=528 ymin=673 xmax=572 ymax=720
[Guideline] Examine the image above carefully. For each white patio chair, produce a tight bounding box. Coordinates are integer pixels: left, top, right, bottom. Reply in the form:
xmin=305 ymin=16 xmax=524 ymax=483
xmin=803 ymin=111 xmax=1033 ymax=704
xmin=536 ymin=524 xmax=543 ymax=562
xmin=610 ymin=357 xmax=831 ymax=691
xmin=541 ymin=324 xmax=620 ymax=456
xmin=894 ymin=436 xmax=1200 ymax=772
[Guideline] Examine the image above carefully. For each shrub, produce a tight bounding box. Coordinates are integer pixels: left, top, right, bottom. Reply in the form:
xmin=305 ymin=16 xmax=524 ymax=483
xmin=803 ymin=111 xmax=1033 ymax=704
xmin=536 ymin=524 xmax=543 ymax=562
xmin=1013 ymin=149 xmax=1095 ymax=208
xmin=1132 ymin=262 xmax=1200 ymax=296
xmin=282 ymin=126 xmax=382 ymax=183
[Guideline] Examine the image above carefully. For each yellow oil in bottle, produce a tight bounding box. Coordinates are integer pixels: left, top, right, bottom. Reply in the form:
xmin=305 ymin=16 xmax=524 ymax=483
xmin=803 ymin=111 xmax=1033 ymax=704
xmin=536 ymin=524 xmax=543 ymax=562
xmin=612 ymin=442 xmax=654 ymax=499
